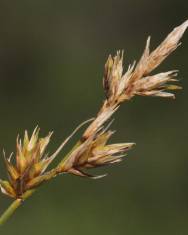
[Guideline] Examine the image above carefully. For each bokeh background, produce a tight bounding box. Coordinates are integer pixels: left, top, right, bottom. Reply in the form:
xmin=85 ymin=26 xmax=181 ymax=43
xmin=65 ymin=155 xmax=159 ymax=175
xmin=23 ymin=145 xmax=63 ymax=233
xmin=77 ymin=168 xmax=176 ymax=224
xmin=0 ymin=0 xmax=187 ymax=234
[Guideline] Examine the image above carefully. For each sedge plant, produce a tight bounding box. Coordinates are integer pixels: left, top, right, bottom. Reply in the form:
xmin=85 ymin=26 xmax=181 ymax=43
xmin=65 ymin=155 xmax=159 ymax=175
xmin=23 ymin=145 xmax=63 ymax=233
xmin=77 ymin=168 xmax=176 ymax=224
xmin=0 ymin=20 xmax=187 ymax=225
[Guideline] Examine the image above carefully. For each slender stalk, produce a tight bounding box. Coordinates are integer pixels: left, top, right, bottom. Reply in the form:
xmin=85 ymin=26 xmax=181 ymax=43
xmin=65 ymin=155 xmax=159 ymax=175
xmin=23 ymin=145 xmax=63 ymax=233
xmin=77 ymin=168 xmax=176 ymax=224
xmin=0 ymin=190 xmax=35 ymax=226
xmin=0 ymin=199 xmax=22 ymax=226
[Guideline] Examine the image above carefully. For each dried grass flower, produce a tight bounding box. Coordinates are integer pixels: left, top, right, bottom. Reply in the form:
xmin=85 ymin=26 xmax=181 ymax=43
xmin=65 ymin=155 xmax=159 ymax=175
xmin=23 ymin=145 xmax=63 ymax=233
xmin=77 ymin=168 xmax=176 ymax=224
xmin=0 ymin=20 xmax=187 ymax=225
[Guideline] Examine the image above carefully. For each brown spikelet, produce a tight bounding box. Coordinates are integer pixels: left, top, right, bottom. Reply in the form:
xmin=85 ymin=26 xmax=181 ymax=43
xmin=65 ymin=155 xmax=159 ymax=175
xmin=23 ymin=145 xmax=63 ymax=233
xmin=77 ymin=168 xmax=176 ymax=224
xmin=101 ymin=20 xmax=188 ymax=102
xmin=58 ymin=128 xmax=134 ymax=178
xmin=0 ymin=128 xmax=53 ymax=198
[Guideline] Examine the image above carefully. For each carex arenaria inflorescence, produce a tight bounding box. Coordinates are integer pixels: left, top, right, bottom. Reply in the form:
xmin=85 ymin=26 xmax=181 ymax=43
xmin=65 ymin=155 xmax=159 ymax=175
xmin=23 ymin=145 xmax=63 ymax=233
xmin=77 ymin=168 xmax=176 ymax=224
xmin=0 ymin=20 xmax=187 ymax=224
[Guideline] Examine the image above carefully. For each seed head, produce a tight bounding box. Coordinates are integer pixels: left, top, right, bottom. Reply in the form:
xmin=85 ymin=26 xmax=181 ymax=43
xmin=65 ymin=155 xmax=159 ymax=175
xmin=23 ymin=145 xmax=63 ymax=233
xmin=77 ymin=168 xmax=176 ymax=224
xmin=59 ymin=129 xmax=134 ymax=178
xmin=0 ymin=20 xmax=187 ymax=202
xmin=0 ymin=128 xmax=53 ymax=198
xmin=103 ymin=20 xmax=188 ymax=103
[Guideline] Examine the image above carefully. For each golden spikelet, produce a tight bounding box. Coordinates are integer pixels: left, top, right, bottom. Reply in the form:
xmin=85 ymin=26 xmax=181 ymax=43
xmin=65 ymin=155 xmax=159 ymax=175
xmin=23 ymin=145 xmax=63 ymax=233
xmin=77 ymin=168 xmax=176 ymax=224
xmin=1 ymin=128 xmax=53 ymax=198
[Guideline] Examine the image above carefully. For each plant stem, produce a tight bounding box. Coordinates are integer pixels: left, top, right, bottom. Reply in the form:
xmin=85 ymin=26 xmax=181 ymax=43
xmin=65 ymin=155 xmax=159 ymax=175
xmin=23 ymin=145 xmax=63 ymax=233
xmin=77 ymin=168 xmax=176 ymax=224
xmin=0 ymin=190 xmax=35 ymax=226
xmin=0 ymin=199 xmax=22 ymax=226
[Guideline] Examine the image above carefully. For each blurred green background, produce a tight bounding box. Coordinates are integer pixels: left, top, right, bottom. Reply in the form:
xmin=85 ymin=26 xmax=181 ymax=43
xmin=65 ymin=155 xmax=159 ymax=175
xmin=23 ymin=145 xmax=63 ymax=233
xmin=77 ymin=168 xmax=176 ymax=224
xmin=0 ymin=0 xmax=187 ymax=234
